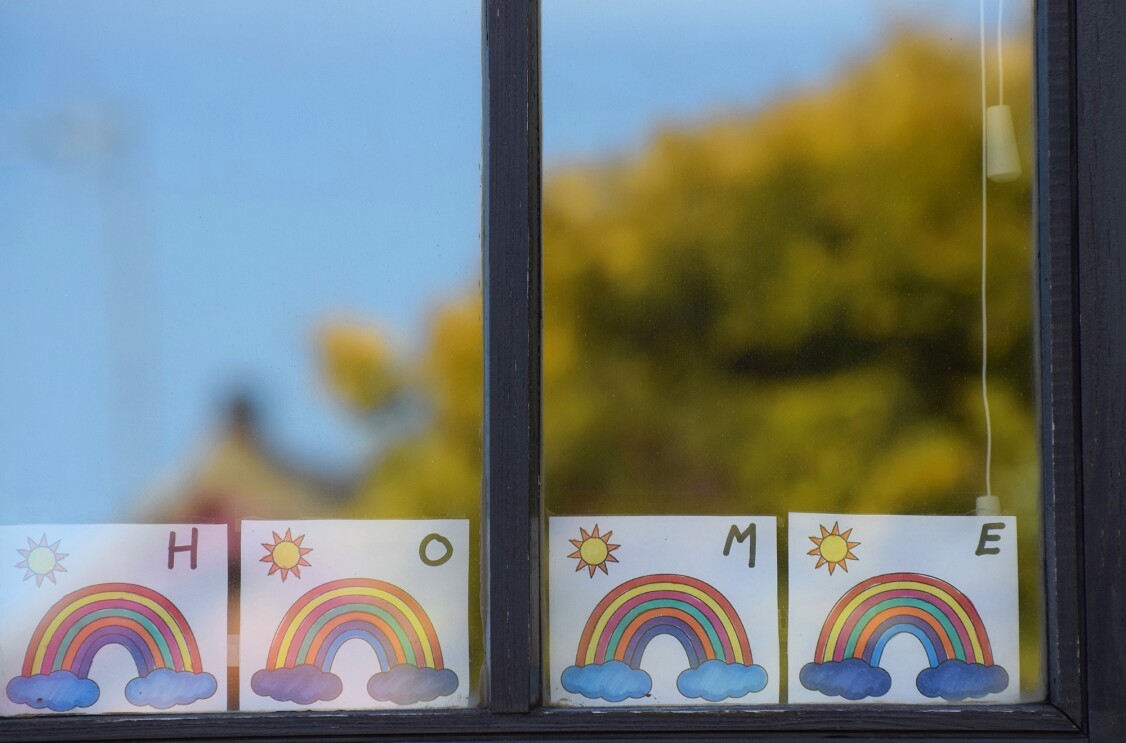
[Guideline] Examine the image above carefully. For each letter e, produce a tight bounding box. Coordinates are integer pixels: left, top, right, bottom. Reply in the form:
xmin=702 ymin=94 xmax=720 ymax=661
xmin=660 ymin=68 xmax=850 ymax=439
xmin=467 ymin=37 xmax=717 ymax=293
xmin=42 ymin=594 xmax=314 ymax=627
xmin=975 ymin=522 xmax=1006 ymax=556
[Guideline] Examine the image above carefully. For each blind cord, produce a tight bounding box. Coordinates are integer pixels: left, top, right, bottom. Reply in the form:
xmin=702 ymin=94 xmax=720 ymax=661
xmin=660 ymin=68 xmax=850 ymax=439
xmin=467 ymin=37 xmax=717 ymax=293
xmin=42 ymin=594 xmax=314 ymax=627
xmin=979 ymin=0 xmax=995 ymax=506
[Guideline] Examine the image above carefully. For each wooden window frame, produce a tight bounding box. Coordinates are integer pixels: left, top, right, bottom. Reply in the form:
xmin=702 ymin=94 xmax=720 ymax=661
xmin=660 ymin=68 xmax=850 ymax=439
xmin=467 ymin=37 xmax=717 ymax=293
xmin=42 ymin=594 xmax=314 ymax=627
xmin=5 ymin=0 xmax=1125 ymax=739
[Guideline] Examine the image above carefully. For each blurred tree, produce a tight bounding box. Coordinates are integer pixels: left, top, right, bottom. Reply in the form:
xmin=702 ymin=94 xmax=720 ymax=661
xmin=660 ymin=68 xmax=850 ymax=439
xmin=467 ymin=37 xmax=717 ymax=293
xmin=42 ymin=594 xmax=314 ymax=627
xmin=319 ymin=320 xmax=403 ymax=414
xmin=345 ymin=295 xmax=482 ymax=519
xmin=541 ymin=33 xmax=1034 ymax=520
xmin=347 ymin=31 xmax=1039 ymax=695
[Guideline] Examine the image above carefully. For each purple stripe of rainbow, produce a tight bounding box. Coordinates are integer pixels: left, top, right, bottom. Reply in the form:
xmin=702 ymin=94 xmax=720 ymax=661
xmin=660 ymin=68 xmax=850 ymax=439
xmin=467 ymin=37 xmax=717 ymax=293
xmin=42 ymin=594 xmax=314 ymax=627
xmin=815 ymin=573 xmax=992 ymax=665
xmin=312 ymin=620 xmax=394 ymax=670
xmin=576 ymin=574 xmax=752 ymax=668
xmin=622 ymin=616 xmax=706 ymax=669
xmin=70 ymin=627 xmax=155 ymax=677
xmin=595 ymin=590 xmax=733 ymax=664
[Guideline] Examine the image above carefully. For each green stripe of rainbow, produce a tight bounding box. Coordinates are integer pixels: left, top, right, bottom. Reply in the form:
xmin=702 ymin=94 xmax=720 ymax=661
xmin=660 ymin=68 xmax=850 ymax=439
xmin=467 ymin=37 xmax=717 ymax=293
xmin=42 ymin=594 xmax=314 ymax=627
xmin=266 ymin=578 xmax=444 ymax=671
xmin=815 ymin=572 xmax=993 ymax=666
xmin=576 ymin=574 xmax=752 ymax=668
xmin=22 ymin=583 xmax=202 ymax=677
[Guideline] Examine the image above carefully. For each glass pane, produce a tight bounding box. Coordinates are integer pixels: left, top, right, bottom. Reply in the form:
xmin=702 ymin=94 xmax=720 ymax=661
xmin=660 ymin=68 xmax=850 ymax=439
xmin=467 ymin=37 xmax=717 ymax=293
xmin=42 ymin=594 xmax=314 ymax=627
xmin=0 ymin=0 xmax=481 ymax=714
xmin=544 ymin=0 xmax=1041 ymax=706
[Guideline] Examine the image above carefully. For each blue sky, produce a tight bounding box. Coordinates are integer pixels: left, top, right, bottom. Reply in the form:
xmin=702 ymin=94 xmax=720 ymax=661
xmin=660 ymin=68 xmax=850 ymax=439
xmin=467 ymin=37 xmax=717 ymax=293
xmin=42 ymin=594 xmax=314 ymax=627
xmin=0 ymin=1 xmax=1026 ymax=523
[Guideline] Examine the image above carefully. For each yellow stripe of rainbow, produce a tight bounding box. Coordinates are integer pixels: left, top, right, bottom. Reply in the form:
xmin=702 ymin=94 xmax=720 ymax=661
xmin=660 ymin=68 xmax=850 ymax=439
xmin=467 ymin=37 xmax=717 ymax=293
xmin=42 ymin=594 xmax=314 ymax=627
xmin=266 ymin=578 xmax=443 ymax=671
xmin=816 ymin=573 xmax=991 ymax=665
xmin=23 ymin=583 xmax=200 ymax=676
xmin=577 ymin=574 xmax=752 ymax=667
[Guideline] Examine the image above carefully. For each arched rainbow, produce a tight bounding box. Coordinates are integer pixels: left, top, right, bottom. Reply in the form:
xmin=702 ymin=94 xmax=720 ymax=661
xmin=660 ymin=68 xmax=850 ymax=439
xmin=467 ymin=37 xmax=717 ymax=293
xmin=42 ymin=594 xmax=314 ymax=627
xmin=575 ymin=574 xmax=752 ymax=669
xmin=265 ymin=578 xmax=445 ymax=672
xmin=815 ymin=572 xmax=993 ymax=667
xmin=21 ymin=583 xmax=203 ymax=679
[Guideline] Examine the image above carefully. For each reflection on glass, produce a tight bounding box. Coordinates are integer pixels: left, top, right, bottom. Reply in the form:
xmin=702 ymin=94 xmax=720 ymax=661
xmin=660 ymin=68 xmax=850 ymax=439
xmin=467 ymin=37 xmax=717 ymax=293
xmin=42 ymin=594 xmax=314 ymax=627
xmin=543 ymin=0 xmax=1040 ymax=703
xmin=0 ymin=1 xmax=481 ymax=712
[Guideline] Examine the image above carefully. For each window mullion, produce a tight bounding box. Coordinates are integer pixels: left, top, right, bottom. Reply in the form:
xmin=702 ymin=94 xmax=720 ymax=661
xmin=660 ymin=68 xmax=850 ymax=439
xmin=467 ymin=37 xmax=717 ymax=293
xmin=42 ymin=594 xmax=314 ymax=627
xmin=483 ymin=0 xmax=544 ymax=714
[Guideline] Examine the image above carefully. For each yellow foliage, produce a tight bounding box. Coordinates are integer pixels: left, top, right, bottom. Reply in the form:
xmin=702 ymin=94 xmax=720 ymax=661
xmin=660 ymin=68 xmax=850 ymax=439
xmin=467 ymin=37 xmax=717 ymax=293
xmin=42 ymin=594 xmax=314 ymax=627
xmin=319 ymin=320 xmax=401 ymax=414
xmin=350 ymin=31 xmax=1041 ymax=696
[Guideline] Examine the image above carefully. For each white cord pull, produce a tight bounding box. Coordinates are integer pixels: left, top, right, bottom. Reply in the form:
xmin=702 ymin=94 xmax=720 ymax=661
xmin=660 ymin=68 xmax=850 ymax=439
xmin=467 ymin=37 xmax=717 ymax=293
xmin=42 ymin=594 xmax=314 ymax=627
xmin=976 ymin=495 xmax=1002 ymax=516
xmin=986 ymin=104 xmax=1021 ymax=182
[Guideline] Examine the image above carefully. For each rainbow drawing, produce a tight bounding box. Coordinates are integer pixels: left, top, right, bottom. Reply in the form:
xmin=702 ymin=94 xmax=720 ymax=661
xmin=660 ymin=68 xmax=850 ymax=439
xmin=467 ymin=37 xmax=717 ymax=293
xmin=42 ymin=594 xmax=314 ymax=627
xmin=799 ymin=572 xmax=1009 ymax=701
xmin=5 ymin=583 xmax=217 ymax=712
xmin=561 ymin=573 xmax=768 ymax=702
xmin=250 ymin=577 xmax=458 ymax=706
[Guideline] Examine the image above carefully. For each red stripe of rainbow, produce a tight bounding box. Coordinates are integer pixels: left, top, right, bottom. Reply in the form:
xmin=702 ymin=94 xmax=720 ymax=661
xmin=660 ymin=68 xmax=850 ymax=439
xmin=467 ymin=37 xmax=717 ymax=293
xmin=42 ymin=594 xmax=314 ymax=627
xmin=22 ymin=583 xmax=201 ymax=677
xmin=814 ymin=572 xmax=993 ymax=666
xmin=575 ymin=574 xmax=752 ymax=668
xmin=265 ymin=578 xmax=444 ymax=671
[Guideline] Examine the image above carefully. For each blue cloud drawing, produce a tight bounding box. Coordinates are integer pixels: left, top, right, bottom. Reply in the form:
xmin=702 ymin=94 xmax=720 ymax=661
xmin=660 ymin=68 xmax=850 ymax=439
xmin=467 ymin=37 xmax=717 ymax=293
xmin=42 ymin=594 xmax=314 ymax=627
xmin=124 ymin=669 xmax=217 ymax=709
xmin=367 ymin=664 xmax=459 ymax=705
xmin=916 ymin=660 xmax=1009 ymax=701
xmin=6 ymin=671 xmax=99 ymax=712
xmin=251 ymin=665 xmax=343 ymax=704
xmin=561 ymin=660 xmax=652 ymax=702
xmin=800 ymin=659 xmax=892 ymax=700
xmin=676 ymin=660 xmax=769 ymax=702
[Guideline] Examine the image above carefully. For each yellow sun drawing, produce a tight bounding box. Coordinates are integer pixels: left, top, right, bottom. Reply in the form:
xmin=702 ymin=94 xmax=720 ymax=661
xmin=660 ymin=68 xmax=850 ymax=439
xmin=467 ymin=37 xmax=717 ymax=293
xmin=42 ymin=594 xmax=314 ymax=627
xmin=261 ymin=529 xmax=313 ymax=581
xmin=807 ymin=522 xmax=860 ymax=575
xmin=568 ymin=525 xmax=620 ymax=577
xmin=16 ymin=534 xmax=67 ymax=587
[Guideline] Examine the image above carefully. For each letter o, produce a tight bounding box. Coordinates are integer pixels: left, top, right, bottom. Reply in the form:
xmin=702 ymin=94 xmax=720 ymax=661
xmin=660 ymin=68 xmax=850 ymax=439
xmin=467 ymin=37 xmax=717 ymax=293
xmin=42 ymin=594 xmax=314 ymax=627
xmin=419 ymin=533 xmax=453 ymax=566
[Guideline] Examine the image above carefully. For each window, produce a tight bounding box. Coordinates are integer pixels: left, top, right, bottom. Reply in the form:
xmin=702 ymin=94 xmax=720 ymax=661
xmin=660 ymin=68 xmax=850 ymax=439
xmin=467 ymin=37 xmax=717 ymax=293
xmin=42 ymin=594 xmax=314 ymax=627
xmin=2 ymin=0 xmax=1125 ymax=739
xmin=541 ymin=1 xmax=1042 ymax=709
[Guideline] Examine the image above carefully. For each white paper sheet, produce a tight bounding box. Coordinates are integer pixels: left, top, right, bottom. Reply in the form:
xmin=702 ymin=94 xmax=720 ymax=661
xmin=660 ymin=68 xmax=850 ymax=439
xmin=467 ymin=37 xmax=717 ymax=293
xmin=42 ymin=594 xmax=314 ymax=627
xmin=548 ymin=515 xmax=779 ymax=706
xmin=1 ymin=524 xmax=227 ymax=714
xmin=787 ymin=513 xmax=1019 ymax=704
xmin=239 ymin=519 xmax=469 ymax=710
